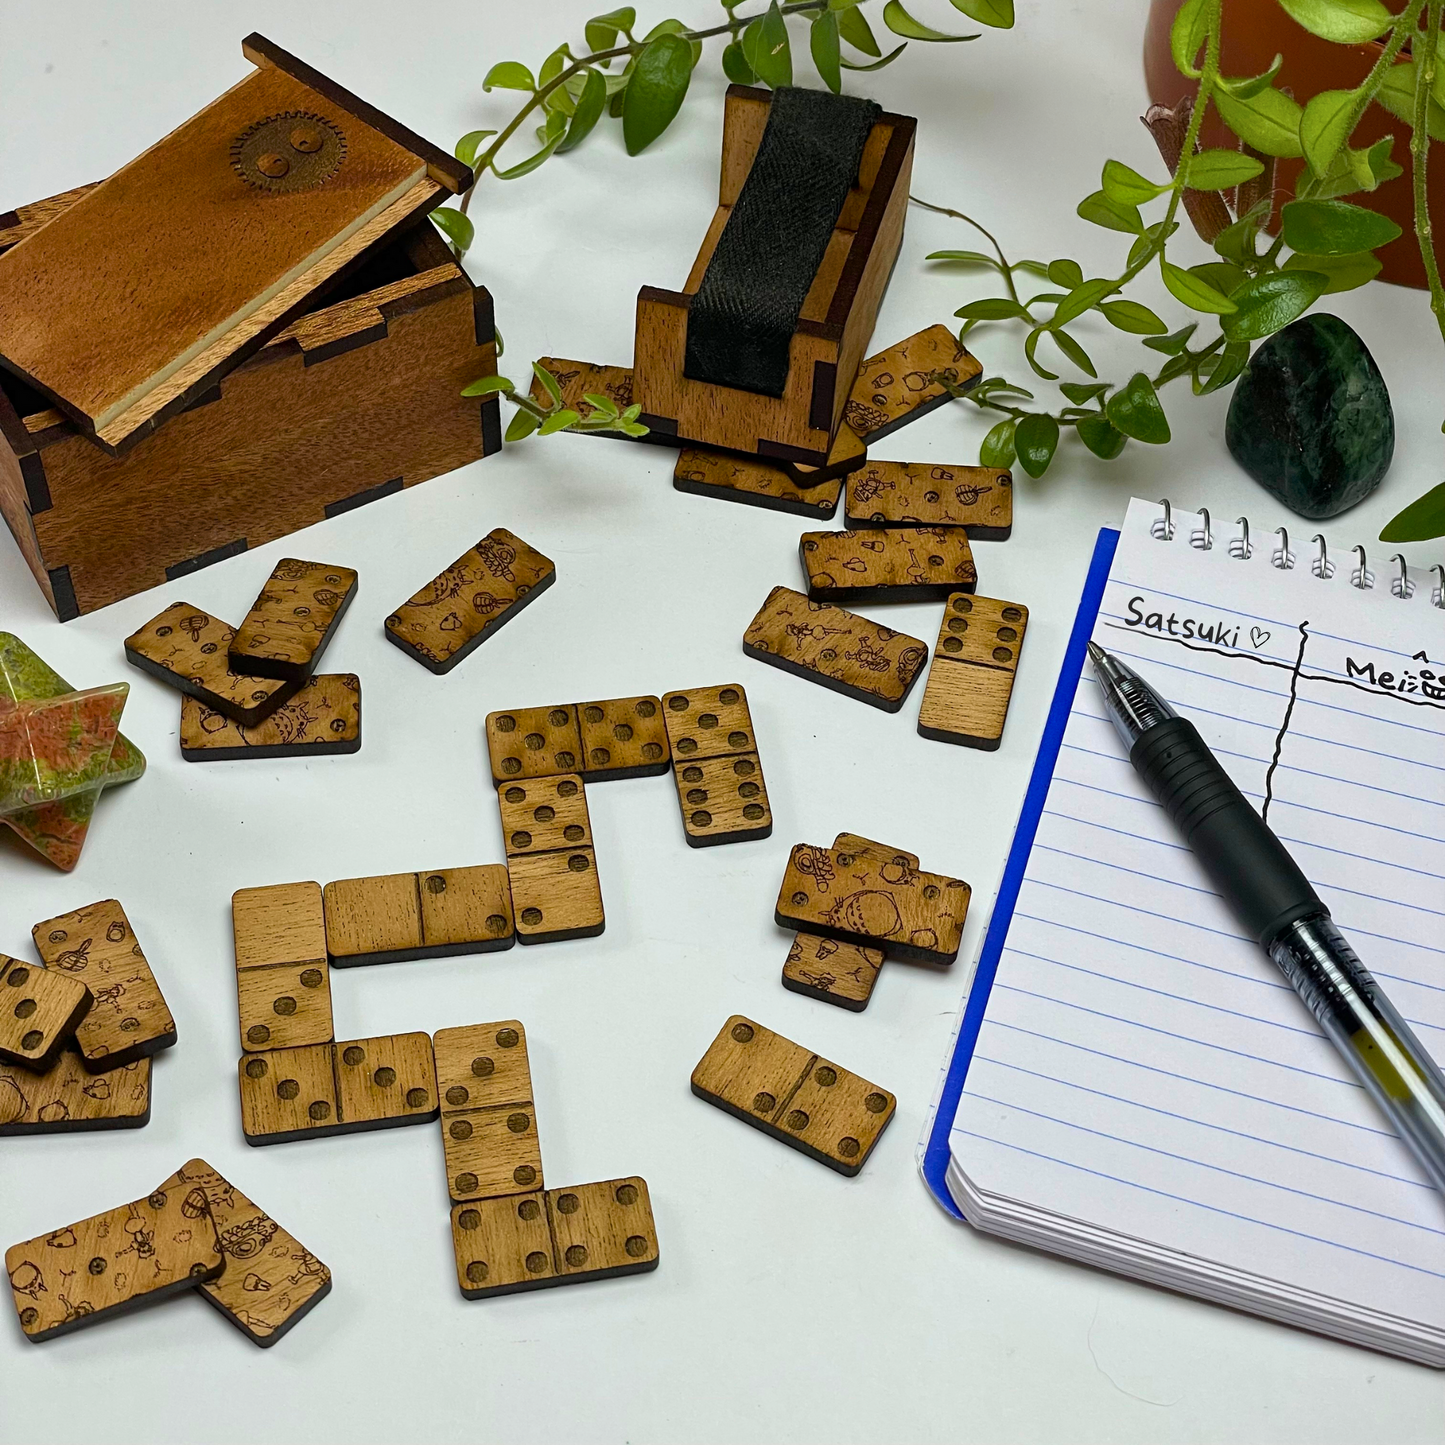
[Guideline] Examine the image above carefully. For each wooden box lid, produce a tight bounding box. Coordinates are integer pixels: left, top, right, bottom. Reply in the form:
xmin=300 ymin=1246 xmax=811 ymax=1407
xmin=0 ymin=33 xmax=470 ymax=457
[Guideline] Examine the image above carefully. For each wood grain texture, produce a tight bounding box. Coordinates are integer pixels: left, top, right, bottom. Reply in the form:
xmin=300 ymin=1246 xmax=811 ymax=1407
xmin=233 ymin=880 xmax=332 ymax=1054
xmin=0 ymin=1051 xmax=150 ymax=1135
xmin=5 ymin=1165 xmax=223 ymax=1341
xmin=434 ymin=1021 xmax=543 ymax=1203
xmin=125 ymin=604 xmax=297 ymax=727
xmin=181 ymin=673 xmax=361 ymax=761
xmin=781 ymin=420 xmax=867 ymax=488
xmin=485 ymin=705 xmax=582 ymax=787
xmin=661 ymin=683 xmax=757 ymax=761
xmin=529 ymin=359 xmax=636 ymax=435
xmin=323 ymin=866 xmax=513 ymax=966
xmin=385 ymin=529 xmax=555 ymax=675
xmin=451 ymin=1177 xmax=658 ymax=1299
xmin=832 ymin=832 xmax=919 ymax=870
xmin=31 ymin=899 xmax=176 ymax=1070
xmin=673 ymin=753 xmax=771 ymax=847
xmin=781 ymin=932 xmax=883 ymax=1012
xmin=577 ymin=696 xmax=670 ymax=781
xmin=741 ymin=585 xmax=927 ymax=712
xmin=0 ymin=955 xmax=91 ymax=1071
xmin=176 ymin=1157 xmax=331 ymax=1347
xmin=506 ymin=848 xmax=604 ymax=945
xmin=690 ymin=1015 xmax=894 ymax=1175
xmin=842 ymin=326 xmax=980 ymax=443
xmin=0 ymin=184 xmax=99 ymax=254
xmin=232 ymin=881 xmax=327 ymax=970
xmin=419 ymin=866 xmax=514 ymax=953
xmin=918 ymin=592 xmax=1028 ymax=751
xmin=230 ymin=559 xmax=358 ymax=682
xmin=673 ymin=447 xmax=841 ymax=521
xmin=499 ymin=775 xmax=592 ymax=856
xmin=774 ymin=844 xmax=970 ymax=965
xmin=238 ymin=1032 xmax=438 ymax=1145
xmin=799 ymin=526 xmax=976 ymax=605
xmin=844 ymin=461 xmax=1013 ymax=537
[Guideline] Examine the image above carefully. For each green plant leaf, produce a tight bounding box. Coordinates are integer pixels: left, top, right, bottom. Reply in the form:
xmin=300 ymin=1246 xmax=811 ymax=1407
xmin=949 ymin=0 xmax=1013 ymax=23
xmin=461 ymin=373 xmax=514 ymax=397
xmin=954 ymin=297 xmax=1030 ymax=320
xmin=979 ymin=417 xmax=1017 ymax=467
xmin=1195 ymin=339 xmax=1251 ymax=395
xmin=539 ymin=44 xmax=573 ymax=91
xmin=492 ymin=130 xmax=565 ymax=179
xmin=1160 ymin=259 xmax=1237 ymax=314
xmin=882 ymin=0 xmax=976 ymax=41
xmin=840 ymin=41 xmax=908 ymax=70
xmin=1350 ymin=135 xmax=1402 ymax=191
xmin=1049 ymin=328 xmax=1097 ymax=377
xmin=1099 ymin=299 xmax=1168 ymax=334
xmin=455 ymin=130 xmax=497 ymax=166
xmin=429 ymin=207 xmax=475 ymax=254
xmin=1280 ymin=197 xmax=1402 ymax=254
xmin=1182 ymin=148 xmax=1265 ymax=190
xmin=1155 ymin=350 xmax=1196 ymax=385
xmin=505 ymin=408 xmax=541 ymax=442
xmin=1381 ymin=481 xmax=1445 ymax=542
xmin=1015 ymin=412 xmax=1060 ymax=477
xmin=1077 ymin=413 xmax=1128 ymax=459
xmin=1101 ymin=159 xmax=1168 ymax=206
xmin=623 ymin=33 xmax=694 ymax=153
xmin=1053 ymin=278 xmax=1116 ymax=326
xmin=721 ymin=39 xmax=757 ymax=83
xmin=586 ymin=6 xmax=636 ymax=51
xmin=1190 ymin=260 xmax=1248 ymax=293
xmin=582 ymin=392 xmax=620 ymax=417
xmin=539 ymin=408 xmax=582 ymax=435
xmin=1170 ymin=0 xmax=1208 ymax=76
xmin=1278 ymin=0 xmax=1391 ymax=44
xmin=1047 ymin=258 xmax=1085 ymax=288
xmin=926 ymin=248 xmax=1001 ymax=267
xmin=1106 ymin=373 xmax=1171 ymax=444
xmin=1376 ymin=62 xmax=1445 ymax=141
xmin=1217 ymin=55 xmax=1284 ymax=101
xmin=1143 ymin=322 xmax=1198 ymax=355
xmin=1299 ymin=88 xmax=1358 ymax=178
xmin=1077 ymin=189 xmax=1144 ymax=233
xmin=1214 ymin=85 xmax=1304 ymax=158
xmin=532 ymin=362 xmax=564 ymax=406
xmin=744 ymin=2 xmax=793 ymax=87
xmin=811 ymin=10 xmax=843 ymax=92
xmin=1283 ymin=249 xmax=1382 ymax=292
xmin=1060 ymin=381 xmax=1109 ymax=403
xmin=483 ymin=61 xmax=536 ymax=92
xmin=640 ymin=16 xmax=702 ymax=65
xmin=1023 ymin=326 xmax=1059 ymax=380
xmin=1212 ymin=211 xmax=1261 ymax=264
xmin=838 ymin=1 xmax=882 ymax=54
xmin=1222 ymin=269 xmax=1329 ymax=340
xmin=557 ymin=69 xmax=608 ymax=153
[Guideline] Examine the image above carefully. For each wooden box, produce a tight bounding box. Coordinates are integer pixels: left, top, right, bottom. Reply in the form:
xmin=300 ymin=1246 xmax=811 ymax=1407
xmin=632 ymin=86 xmax=914 ymax=468
xmin=0 ymin=36 xmax=499 ymax=620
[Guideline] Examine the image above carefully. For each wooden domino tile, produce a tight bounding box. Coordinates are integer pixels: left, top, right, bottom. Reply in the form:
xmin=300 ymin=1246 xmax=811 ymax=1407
xmin=175 ymin=1158 xmax=331 ymax=1347
xmin=918 ymin=594 xmax=1029 ymax=751
xmin=0 ymin=955 xmax=90 ymax=1072
xmin=499 ymin=775 xmax=592 ymax=856
xmin=433 ymin=1021 xmax=543 ymax=1203
xmin=799 ymin=527 xmax=977 ymax=605
xmin=832 ymin=832 xmax=919 ymax=871
xmin=230 ymin=560 xmax=359 ymax=684
xmin=6 ymin=1165 xmax=224 ymax=1341
xmin=577 ymin=696 xmax=671 ymax=781
xmin=232 ymin=883 xmax=332 ymax=1053
xmin=775 ymin=844 xmax=971 ymax=965
xmin=385 ymin=528 xmax=556 ymax=675
xmin=530 ymin=357 xmax=637 ymax=433
xmin=691 ymin=1016 xmax=895 ymax=1175
xmin=842 ymin=325 xmax=981 ymax=443
xmin=844 ymin=461 xmax=1014 ymax=538
xmin=674 ymin=754 xmax=772 ymax=847
xmin=123 ymin=603 xmax=299 ymax=727
xmin=661 ymin=684 xmax=757 ymax=760
xmin=180 ymin=674 xmax=361 ymax=761
xmin=238 ymin=1033 xmax=438 ymax=1145
xmin=323 ymin=865 xmax=515 ymax=966
xmin=31 ymin=899 xmax=176 ymax=1070
xmin=506 ymin=849 xmax=604 ymax=945
xmin=450 ymin=1177 xmax=658 ymax=1299
xmin=673 ymin=447 xmax=841 ymax=521
xmin=0 ymin=1051 xmax=150 ymax=1135
xmin=742 ymin=586 xmax=928 ymax=713
xmin=782 ymin=933 xmax=884 ymax=1011
xmin=485 ymin=704 xmax=583 ymax=786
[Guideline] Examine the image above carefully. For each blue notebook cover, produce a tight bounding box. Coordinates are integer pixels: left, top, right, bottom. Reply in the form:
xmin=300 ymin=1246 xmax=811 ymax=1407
xmin=921 ymin=525 xmax=1121 ymax=1217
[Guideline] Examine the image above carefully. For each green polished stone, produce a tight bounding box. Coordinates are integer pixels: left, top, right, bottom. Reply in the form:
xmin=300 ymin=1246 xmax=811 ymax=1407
xmin=1225 ymin=313 xmax=1394 ymax=521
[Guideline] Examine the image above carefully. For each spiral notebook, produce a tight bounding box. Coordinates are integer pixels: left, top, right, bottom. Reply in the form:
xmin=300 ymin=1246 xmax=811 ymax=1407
xmin=922 ymin=496 xmax=1445 ymax=1366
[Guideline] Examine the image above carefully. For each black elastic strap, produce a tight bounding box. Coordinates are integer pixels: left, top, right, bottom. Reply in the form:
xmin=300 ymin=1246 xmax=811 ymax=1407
xmin=684 ymin=87 xmax=881 ymax=398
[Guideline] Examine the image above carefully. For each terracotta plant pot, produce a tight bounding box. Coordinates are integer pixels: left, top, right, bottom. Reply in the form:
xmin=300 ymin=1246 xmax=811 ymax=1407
xmin=1144 ymin=0 xmax=1431 ymax=288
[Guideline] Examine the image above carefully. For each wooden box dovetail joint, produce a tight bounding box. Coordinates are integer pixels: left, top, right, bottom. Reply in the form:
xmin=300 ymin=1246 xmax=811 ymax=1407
xmin=176 ymin=1158 xmax=332 ymax=1346
xmin=673 ymin=447 xmax=841 ymax=521
xmin=0 ymin=955 xmax=91 ymax=1072
xmin=632 ymin=86 xmax=916 ymax=465
xmin=485 ymin=705 xmax=582 ymax=787
xmin=238 ymin=1032 xmax=438 ymax=1145
xmin=842 ymin=325 xmax=981 ymax=443
xmin=799 ymin=526 xmax=976 ymax=605
xmin=674 ymin=753 xmax=772 ymax=847
xmin=384 ymin=529 xmax=555 ymax=675
xmin=31 ymin=899 xmax=177 ymax=1070
xmin=230 ymin=559 xmax=358 ymax=683
xmin=451 ymin=1177 xmax=658 ymax=1299
xmin=5 ymin=1165 xmax=224 ymax=1341
xmin=434 ymin=1021 xmax=543 ymax=1203
xmin=577 ymin=696 xmax=670 ymax=781
xmin=774 ymin=844 xmax=971 ymax=965
xmin=918 ymin=593 xmax=1029 ymax=751
xmin=844 ymin=461 xmax=1013 ymax=538
xmin=506 ymin=848 xmax=604 ymax=945
xmin=742 ymin=585 xmax=927 ymax=713
xmin=181 ymin=673 xmax=361 ymax=761
xmin=691 ymin=1016 xmax=894 ymax=1175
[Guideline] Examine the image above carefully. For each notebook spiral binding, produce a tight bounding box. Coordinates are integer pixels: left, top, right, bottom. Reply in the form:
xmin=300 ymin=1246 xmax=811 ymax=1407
xmin=1147 ymin=497 xmax=1445 ymax=609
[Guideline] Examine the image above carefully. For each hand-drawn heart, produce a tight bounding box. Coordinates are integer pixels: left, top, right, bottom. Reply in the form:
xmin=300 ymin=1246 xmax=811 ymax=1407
xmin=1250 ymin=627 xmax=1270 ymax=649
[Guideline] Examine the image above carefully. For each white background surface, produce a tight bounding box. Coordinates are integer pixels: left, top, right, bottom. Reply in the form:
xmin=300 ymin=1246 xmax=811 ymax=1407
xmin=1 ymin=3 xmax=1442 ymax=1441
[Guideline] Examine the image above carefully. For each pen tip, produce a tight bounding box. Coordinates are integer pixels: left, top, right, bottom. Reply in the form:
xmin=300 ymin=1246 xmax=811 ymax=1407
xmin=1086 ymin=640 xmax=1107 ymax=667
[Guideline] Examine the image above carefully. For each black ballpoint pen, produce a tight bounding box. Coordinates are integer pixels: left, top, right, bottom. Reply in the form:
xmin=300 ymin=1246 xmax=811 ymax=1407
xmin=1087 ymin=640 xmax=1445 ymax=1196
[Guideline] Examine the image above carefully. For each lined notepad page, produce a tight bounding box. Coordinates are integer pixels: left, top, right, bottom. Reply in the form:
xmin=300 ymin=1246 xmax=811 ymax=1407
xmin=949 ymin=498 xmax=1445 ymax=1335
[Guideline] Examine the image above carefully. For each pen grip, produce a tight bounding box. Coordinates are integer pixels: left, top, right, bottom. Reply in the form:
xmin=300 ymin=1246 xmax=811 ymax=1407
xmin=1130 ymin=718 xmax=1324 ymax=945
